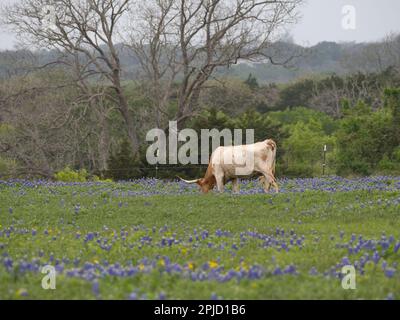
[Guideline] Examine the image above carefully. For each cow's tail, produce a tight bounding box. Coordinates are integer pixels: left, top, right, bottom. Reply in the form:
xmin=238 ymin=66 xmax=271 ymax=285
xmin=272 ymin=156 xmax=276 ymax=176
xmin=272 ymin=151 xmax=276 ymax=176
xmin=267 ymin=140 xmax=277 ymax=175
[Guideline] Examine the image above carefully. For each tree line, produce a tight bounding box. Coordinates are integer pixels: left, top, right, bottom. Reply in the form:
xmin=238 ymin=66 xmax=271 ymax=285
xmin=1 ymin=65 xmax=400 ymax=179
xmin=0 ymin=1 xmax=399 ymax=180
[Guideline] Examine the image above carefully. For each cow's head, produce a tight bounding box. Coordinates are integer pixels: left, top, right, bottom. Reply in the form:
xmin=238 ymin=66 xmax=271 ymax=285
xmin=177 ymin=176 xmax=216 ymax=193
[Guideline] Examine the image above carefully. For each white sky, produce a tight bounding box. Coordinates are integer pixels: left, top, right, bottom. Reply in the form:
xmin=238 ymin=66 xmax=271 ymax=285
xmin=1 ymin=0 xmax=400 ymax=50
xmin=291 ymin=0 xmax=400 ymax=46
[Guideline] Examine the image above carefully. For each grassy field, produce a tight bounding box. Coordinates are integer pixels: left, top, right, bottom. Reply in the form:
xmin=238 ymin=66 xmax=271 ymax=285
xmin=0 ymin=177 xmax=400 ymax=300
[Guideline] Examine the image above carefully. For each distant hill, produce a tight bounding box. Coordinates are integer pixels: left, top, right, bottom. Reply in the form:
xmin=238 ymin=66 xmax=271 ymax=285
xmin=1 ymin=35 xmax=399 ymax=83
xmin=219 ymin=37 xmax=400 ymax=83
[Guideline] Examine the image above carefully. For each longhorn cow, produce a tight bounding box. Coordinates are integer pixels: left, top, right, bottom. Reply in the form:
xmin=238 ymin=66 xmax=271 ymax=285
xmin=178 ymin=139 xmax=278 ymax=193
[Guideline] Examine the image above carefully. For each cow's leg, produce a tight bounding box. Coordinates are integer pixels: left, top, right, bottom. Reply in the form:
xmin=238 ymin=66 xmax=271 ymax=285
xmin=261 ymin=172 xmax=279 ymax=193
xmin=270 ymin=173 xmax=279 ymax=193
xmin=232 ymin=178 xmax=240 ymax=194
xmin=258 ymin=176 xmax=270 ymax=192
xmin=215 ymin=174 xmax=225 ymax=193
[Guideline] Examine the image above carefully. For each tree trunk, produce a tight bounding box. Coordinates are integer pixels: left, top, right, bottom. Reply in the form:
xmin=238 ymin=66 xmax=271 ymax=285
xmin=117 ymin=92 xmax=140 ymax=159
xmin=98 ymin=112 xmax=110 ymax=172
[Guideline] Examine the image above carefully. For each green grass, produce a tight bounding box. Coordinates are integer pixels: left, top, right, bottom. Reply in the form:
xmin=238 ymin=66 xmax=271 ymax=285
xmin=0 ymin=182 xmax=400 ymax=300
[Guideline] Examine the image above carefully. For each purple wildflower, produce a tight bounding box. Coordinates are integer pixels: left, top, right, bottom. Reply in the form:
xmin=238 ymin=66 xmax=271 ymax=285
xmin=128 ymin=292 xmax=138 ymax=300
xmin=384 ymin=268 xmax=396 ymax=278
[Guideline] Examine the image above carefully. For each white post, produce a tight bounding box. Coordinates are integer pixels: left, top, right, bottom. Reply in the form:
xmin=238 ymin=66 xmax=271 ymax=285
xmin=323 ymin=145 xmax=327 ymax=175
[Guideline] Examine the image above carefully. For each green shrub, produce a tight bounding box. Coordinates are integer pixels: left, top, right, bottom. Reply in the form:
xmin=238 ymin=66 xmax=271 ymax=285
xmin=107 ymin=139 xmax=141 ymax=180
xmin=91 ymin=175 xmax=113 ymax=183
xmin=377 ymin=155 xmax=397 ymax=171
xmin=337 ymin=159 xmax=371 ymax=176
xmin=54 ymin=167 xmax=88 ymax=182
xmin=0 ymin=157 xmax=16 ymax=177
xmin=393 ymin=147 xmax=400 ymax=162
xmin=335 ymin=104 xmax=394 ymax=176
xmin=278 ymin=163 xmax=314 ymax=178
xmin=376 ymin=151 xmax=400 ymax=174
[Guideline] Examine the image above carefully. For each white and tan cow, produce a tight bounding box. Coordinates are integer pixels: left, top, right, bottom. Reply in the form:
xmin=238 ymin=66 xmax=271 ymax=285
xmin=178 ymin=139 xmax=278 ymax=193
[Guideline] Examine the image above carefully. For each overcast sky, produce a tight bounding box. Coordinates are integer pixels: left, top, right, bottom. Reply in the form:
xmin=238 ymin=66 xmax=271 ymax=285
xmin=291 ymin=0 xmax=400 ymax=46
xmin=1 ymin=0 xmax=400 ymax=50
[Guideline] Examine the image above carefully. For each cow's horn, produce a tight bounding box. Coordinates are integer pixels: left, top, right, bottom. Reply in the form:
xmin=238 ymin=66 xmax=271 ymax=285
xmin=177 ymin=176 xmax=199 ymax=184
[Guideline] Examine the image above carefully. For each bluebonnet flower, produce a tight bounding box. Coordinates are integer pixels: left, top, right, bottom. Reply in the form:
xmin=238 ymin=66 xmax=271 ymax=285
xmin=372 ymin=251 xmax=380 ymax=264
xmin=16 ymin=288 xmax=28 ymax=297
xmin=74 ymin=204 xmax=80 ymax=214
xmin=342 ymin=257 xmax=351 ymax=266
xmin=386 ymin=293 xmax=395 ymax=300
xmin=128 ymin=292 xmax=138 ymax=300
xmin=273 ymin=267 xmax=283 ymax=275
xmin=384 ymin=268 xmax=396 ymax=278
xmin=211 ymin=293 xmax=218 ymax=300
xmin=394 ymin=242 xmax=400 ymax=253
xmin=309 ymin=267 xmax=318 ymax=275
xmin=92 ymin=280 xmax=100 ymax=297
xmin=284 ymin=265 xmax=297 ymax=275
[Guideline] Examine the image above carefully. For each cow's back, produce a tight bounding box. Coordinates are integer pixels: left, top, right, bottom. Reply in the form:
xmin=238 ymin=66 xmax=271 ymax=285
xmin=210 ymin=141 xmax=275 ymax=178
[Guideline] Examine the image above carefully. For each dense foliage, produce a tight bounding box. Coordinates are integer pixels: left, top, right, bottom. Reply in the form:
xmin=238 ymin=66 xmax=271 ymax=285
xmin=1 ymin=48 xmax=400 ymax=180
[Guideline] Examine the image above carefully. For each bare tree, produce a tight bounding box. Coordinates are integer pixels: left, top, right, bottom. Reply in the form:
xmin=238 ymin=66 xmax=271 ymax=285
xmin=128 ymin=0 xmax=182 ymax=128
xmin=2 ymin=0 xmax=303 ymax=169
xmin=0 ymin=66 xmax=120 ymax=178
xmin=2 ymin=0 xmax=140 ymax=156
xmin=341 ymin=33 xmax=400 ymax=74
xmin=381 ymin=33 xmax=400 ymax=72
xmin=0 ymin=70 xmax=78 ymax=177
xmin=128 ymin=0 xmax=303 ymax=128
